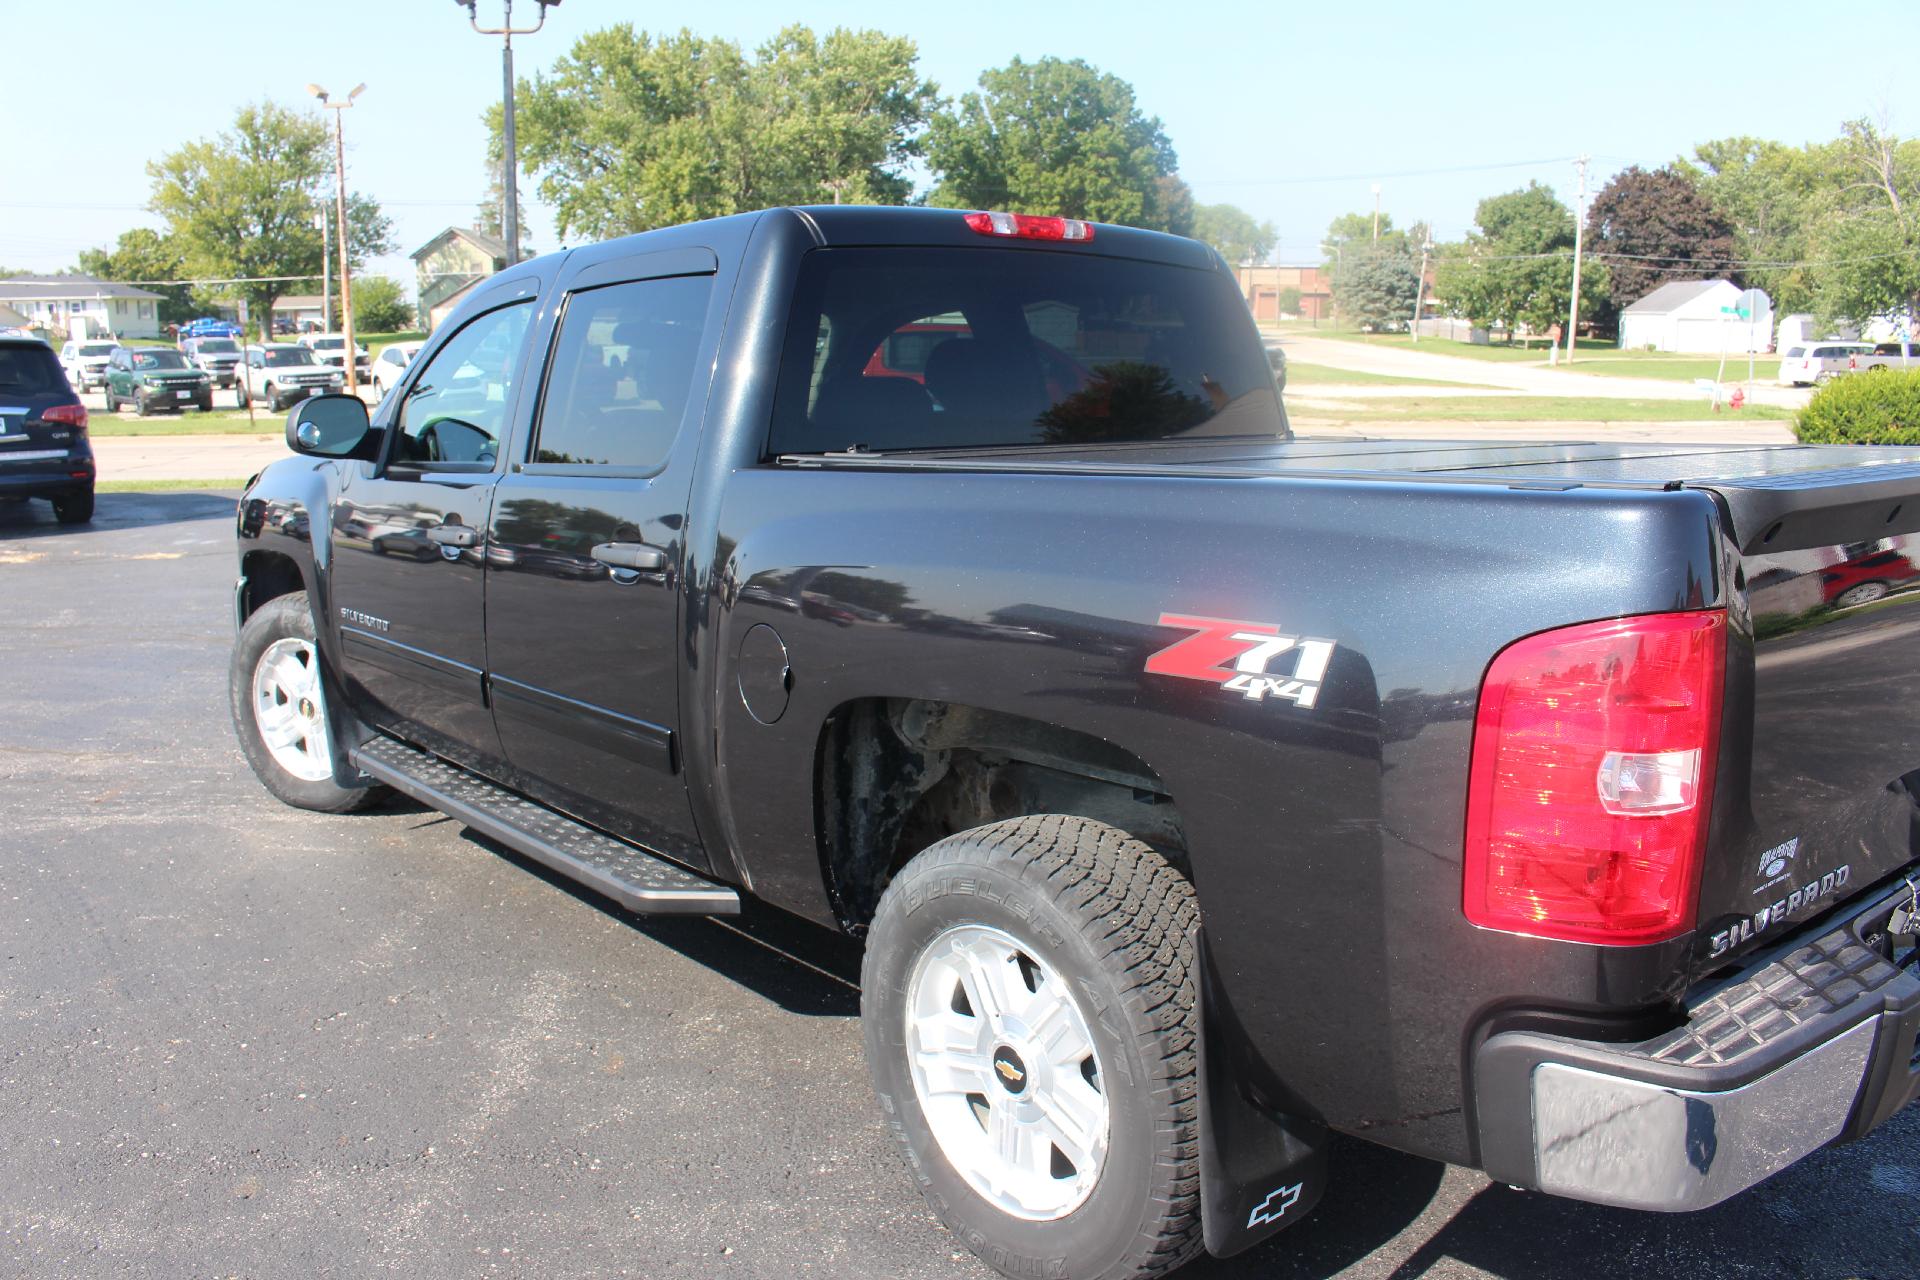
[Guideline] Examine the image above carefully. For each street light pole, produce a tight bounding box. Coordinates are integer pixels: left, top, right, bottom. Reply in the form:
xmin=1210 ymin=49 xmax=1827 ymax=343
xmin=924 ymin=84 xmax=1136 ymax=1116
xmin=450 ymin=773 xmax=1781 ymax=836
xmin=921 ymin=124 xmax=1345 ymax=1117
xmin=456 ymin=0 xmax=562 ymax=267
xmin=308 ymin=82 xmax=364 ymax=393
xmin=315 ymin=211 xmax=331 ymax=334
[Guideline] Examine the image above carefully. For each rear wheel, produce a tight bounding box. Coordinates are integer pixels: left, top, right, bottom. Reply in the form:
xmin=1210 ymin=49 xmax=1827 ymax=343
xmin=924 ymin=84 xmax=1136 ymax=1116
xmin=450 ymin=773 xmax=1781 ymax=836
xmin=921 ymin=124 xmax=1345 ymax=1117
xmin=862 ymin=816 xmax=1203 ymax=1280
xmin=51 ymin=488 xmax=93 ymax=524
xmin=1836 ymin=581 xmax=1891 ymax=608
xmin=230 ymin=592 xmax=382 ymax=813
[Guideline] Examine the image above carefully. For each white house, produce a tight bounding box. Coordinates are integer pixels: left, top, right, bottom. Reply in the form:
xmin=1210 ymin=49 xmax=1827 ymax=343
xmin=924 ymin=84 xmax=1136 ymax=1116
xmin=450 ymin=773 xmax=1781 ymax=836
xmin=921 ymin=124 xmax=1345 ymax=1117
xmin=1618 ymin=279 xmax=1768 ymax=354
xmin=0 ymin=276 xmax=165 ymax=340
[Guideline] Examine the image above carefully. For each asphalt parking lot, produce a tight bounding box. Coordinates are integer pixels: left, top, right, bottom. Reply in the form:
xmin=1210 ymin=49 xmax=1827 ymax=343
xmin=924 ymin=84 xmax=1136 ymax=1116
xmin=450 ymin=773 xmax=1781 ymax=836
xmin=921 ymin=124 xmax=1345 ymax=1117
xmin=3 ymin=489 xmax=1919 ymax=1279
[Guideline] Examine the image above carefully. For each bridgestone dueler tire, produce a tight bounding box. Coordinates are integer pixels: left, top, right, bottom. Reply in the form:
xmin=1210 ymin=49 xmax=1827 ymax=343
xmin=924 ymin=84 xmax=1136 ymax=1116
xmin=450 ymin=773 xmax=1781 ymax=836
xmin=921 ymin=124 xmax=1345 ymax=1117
xmin=229 ymin=592 xmax=382 ymax=814
xmin=862 ymin=815 xmax=1204 ymax=1280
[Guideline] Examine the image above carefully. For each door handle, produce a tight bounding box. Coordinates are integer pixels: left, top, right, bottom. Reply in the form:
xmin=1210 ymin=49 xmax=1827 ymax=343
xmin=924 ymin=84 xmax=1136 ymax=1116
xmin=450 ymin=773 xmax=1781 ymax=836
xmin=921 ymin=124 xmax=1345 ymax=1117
xmin=591 ymin=541 xmax=665 ymax=572
xmin=428 ymin=524 xmax=479 ymax=548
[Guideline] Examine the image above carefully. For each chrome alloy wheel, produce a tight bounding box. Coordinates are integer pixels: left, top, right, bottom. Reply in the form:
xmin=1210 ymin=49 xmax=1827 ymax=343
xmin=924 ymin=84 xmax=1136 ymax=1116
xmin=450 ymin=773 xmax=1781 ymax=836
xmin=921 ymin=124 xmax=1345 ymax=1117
xmin=904 ymin=924 xmax=1109 ymax=1220
xmin=250 ymin=637 xmax=335 ymax=782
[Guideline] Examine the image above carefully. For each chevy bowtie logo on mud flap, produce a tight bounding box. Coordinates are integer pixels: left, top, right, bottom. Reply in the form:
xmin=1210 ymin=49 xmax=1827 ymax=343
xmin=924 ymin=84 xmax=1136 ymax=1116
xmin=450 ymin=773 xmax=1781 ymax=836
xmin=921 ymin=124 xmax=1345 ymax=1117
xmin=1247 ymin=1182 xmax=1303 ymax=1228
xmin=1145 ymin=614 xmax=1336 ymax=708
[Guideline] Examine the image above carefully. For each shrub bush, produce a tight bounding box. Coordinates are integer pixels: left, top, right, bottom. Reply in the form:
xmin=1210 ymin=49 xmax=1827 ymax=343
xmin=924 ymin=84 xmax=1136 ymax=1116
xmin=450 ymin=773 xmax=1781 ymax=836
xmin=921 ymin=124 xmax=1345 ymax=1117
xmin=1794 ymin=367 xmax=1920 ymax=444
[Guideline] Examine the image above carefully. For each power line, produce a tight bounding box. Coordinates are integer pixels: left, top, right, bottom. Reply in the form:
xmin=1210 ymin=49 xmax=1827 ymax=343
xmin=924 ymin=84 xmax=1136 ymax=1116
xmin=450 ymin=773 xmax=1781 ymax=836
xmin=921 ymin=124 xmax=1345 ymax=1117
xmin=1189 ymin=157 xmax=1576 ymax=187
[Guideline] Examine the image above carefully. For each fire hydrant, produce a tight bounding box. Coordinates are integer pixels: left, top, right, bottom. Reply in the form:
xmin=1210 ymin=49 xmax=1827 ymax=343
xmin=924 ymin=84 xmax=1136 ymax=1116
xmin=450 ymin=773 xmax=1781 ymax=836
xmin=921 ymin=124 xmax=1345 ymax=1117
xmin=1729 ymin=386 xmax=1746 ymax=410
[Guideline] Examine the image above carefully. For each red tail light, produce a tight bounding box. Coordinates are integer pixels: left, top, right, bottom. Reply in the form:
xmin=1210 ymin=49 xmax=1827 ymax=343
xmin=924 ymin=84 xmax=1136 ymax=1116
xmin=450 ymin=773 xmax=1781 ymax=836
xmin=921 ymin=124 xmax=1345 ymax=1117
xmin=963 ymin=211 xmax=1095 ymax=242
xmin=1463 ymin=611 xmax=1726 ymax=945
xmin=43 ymin=403 xmax=88 ymax=430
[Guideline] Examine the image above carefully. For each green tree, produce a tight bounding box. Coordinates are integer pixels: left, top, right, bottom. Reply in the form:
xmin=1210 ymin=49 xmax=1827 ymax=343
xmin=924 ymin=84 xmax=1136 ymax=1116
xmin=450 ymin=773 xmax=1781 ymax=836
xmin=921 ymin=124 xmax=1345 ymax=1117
xmin=1276 ymin=285 xmax=1302 ymax=316
xmin=147 ymin=102 xmax=395 ymax=341
xmin=1192 ymin=203 xmax=1276 ymax=266
xmin=1811 ymin=119 xmax=1920 ymax=333
xmin=76 ymin=228 xmax=197 ymax=325
xmin=1682 ymin=136 xmax=1841 ymax=315
xmin=1584 ymin=165 xmax=1735 ymax=331
xmin=505 ymin=24 xmax=936 ymax=241
xmin=1331 ymin=243 xmax=1419 ymax=330
xmin=1322 ymin=211 xmax=1405 ymax=262
xmin=926 ymin=56 xmax=1183 ymax=230
xmin=1433 ymin=183 xmax=1607 ymax=338
xmin=349 ymin=276 xmax=414 ymax=332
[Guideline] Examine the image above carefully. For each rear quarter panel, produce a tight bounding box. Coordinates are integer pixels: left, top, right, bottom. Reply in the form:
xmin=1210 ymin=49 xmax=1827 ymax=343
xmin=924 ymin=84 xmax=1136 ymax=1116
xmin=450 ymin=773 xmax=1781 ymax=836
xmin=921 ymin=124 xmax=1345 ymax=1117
xmin=707 ymin=464 xmax=1726 ymax=1162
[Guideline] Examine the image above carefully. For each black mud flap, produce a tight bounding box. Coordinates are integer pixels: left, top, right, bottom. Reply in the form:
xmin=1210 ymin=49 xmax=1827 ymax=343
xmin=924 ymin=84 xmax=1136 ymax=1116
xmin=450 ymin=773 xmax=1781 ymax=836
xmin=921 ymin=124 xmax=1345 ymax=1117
xmin=1195 ymin=925 xmax=1330 ymax=1257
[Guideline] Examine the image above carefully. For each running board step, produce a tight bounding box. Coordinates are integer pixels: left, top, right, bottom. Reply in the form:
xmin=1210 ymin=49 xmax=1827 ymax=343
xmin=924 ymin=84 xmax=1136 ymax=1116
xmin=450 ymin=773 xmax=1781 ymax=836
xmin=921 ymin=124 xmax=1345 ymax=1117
xmin=350 ymin=735 xmax=740 ymax=916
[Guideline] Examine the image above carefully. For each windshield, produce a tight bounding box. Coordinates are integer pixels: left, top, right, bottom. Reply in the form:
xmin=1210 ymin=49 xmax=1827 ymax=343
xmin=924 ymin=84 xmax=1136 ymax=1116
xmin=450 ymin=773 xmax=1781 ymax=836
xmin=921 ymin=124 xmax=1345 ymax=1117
xmin=311 ymin=337 xmax=344 ymax=350
xmin=80 ymin=343 xmax=116 ymax=357
xmin=261 ymin=348 xmax=315 ymax=368
xmin=196 ymin=339 xmax=239 ymax=354
xmin=769 ymin=247 xmax=1286 ymax=455
xmin=132 ymin=350 xmax=189 ymax=370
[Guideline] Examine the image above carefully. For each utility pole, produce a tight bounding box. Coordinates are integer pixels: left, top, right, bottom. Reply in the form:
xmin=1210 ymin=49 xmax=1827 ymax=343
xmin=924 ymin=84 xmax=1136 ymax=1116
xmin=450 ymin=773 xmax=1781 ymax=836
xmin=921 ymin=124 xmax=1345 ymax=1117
xmin=308 ymin=82 xmax=364 ymax=393
xmin=1371 ymin=183 xmax=1382 ymax=242
xmin=1565 ymin=154 xmax=1590 ymax=365
xmin=458 ymin=0 xmax=562 ymax=267
xmin=1409 ymin=226 xmax=1433 ymax=342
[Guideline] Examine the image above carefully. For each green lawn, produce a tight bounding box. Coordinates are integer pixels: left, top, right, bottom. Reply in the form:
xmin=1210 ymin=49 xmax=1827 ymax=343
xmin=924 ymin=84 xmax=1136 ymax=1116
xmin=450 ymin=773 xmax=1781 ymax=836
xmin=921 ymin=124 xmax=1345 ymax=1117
xmin=1295 ymin=327 xmax=1782 ymax=380
xmin=1285 ymin=362 xmax=1499 ymax=388
xmin=90 ymin=411 xmax=276 ymax=436
xmin=98 ymin=477 xmax=248 ymax=492
xmin=1561 ymin=356 xmax=1781 ymax=382
xmin=1287 ymin=395 xmax=1793 ymax=424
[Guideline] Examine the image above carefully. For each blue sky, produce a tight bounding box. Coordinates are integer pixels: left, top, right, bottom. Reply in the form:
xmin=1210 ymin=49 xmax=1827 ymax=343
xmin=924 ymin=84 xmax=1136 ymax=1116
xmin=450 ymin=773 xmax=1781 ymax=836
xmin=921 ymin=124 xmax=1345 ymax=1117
xmin=3 ymin=1 xmax=1912 ymax=291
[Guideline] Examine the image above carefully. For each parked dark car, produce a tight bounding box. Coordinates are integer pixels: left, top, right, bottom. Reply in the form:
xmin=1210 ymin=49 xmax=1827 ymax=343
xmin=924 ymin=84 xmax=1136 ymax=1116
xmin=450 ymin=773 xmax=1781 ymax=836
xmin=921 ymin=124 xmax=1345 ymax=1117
xmin=0 ymin=335 xmax=94 ymax=523
xmin=229 ymin=206 xmax=1920 ymax=1280
xmin=102 ymin=346 xmax=213 ymax=415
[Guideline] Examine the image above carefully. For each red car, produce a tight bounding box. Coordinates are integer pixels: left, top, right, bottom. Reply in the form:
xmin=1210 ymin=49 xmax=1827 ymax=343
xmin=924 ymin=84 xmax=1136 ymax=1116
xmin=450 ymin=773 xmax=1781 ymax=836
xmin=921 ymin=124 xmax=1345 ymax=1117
xmin=1821 ymin=546 xmax=1920 ymax=607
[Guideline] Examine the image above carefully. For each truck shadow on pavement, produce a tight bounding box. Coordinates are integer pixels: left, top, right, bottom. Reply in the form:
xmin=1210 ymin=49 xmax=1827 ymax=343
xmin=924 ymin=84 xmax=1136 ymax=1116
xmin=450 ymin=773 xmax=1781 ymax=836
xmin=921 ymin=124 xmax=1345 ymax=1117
xmin=404 ymin=801 xmax=864 ymax=1018
xmin=0 ymin=489 xmax=238 ymax=539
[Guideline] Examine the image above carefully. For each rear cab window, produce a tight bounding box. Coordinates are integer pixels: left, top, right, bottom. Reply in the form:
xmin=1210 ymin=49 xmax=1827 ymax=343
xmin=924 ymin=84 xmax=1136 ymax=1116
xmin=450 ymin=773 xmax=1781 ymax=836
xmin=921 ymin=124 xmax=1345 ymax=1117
xmin=768 ymin=247 xmax=1285 ymax=456
xmin=0 ymin=343 xmax=66 ymax=395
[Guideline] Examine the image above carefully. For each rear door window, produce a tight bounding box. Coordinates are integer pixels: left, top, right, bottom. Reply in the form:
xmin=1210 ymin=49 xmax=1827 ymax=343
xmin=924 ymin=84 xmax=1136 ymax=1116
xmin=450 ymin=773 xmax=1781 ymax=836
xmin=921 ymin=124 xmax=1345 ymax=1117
xmin=529 ymin=274 xmax=713 ymax=469
xmin=769 ymin=247 xmax=1285 ymax=455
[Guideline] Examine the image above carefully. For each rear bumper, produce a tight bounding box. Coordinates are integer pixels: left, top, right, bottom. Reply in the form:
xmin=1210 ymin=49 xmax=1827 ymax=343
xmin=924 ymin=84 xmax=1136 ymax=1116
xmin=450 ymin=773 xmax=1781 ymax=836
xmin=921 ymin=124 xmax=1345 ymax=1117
xmin=0 ymin=456 xmax=93 ymax=499
xmin=1474 ymin=878 xmax=1920 ymax=1211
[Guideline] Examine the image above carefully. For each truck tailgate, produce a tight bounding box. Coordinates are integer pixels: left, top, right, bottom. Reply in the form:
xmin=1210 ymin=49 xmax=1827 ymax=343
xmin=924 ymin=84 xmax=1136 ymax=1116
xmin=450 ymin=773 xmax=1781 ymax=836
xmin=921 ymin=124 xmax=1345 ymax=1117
xmin=1695 ymin=457 xmax=1920 ymax=966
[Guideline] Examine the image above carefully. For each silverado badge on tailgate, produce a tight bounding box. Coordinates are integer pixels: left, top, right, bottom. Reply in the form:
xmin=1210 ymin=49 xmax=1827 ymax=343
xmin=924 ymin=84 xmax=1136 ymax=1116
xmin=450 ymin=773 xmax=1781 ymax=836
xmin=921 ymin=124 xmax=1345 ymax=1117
xmin=1145 ymin=614 xmax=1336 ymax=708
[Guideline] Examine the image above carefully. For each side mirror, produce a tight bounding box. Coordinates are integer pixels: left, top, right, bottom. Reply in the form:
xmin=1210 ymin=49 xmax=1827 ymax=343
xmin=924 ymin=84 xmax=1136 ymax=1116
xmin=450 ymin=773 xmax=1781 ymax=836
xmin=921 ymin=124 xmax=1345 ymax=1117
xmin=287 ymin=394 xmax=372 ymax=458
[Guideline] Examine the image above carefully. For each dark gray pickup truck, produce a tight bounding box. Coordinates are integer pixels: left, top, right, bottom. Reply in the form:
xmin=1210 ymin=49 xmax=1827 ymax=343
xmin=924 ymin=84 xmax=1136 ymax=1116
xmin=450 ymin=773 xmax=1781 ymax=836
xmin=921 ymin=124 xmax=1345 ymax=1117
xmin=229 ymin=204 xmax=1920 ymax=1279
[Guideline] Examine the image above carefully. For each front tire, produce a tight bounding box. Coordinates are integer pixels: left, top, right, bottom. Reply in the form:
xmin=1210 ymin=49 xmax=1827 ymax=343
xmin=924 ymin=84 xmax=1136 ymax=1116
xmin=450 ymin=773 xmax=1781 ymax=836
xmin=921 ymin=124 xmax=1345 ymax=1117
xmin=862 ymin=816 xmax=1203 ymax=1280
xmin=236 ymin=382 xmax=250 ymax=409
xmin=230 ymin=592 xmax=382 ymax=813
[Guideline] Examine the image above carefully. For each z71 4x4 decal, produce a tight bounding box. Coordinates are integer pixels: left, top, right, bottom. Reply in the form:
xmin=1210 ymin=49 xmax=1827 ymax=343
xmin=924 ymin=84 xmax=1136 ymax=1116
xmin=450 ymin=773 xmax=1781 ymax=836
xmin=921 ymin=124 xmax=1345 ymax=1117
xmin=1145 ymin=614 xmax=1336 ymax=708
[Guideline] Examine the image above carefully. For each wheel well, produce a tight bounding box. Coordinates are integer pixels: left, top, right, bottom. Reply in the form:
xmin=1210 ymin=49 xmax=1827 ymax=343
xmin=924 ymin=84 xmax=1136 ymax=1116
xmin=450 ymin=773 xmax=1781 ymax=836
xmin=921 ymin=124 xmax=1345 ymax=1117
xmin=239 ymin=550 xmax=306 ymax=621
xmin=815 ymin=698 xmax=1187 ymax=932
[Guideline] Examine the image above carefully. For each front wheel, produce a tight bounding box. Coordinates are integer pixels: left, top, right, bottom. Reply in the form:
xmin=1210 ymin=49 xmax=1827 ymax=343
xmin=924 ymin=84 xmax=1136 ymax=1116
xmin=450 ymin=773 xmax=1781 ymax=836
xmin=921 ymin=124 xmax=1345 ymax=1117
xmin=235 ymin=382 xmax=250 ymax=409
xmin=862 ymin=816 xmax=1203 ymax=1280
xmin=229 ymin=592 xmax=382 ymax=813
